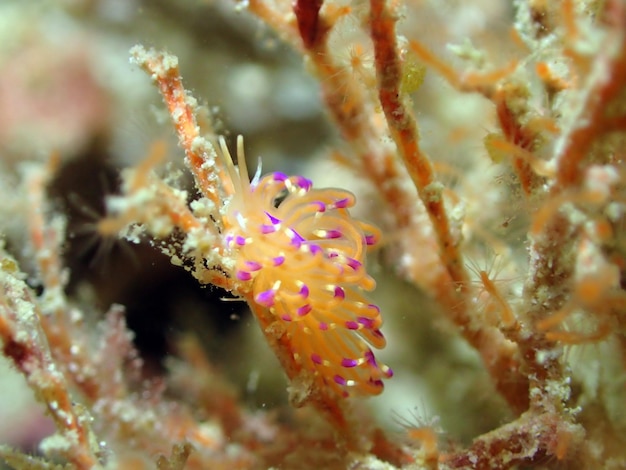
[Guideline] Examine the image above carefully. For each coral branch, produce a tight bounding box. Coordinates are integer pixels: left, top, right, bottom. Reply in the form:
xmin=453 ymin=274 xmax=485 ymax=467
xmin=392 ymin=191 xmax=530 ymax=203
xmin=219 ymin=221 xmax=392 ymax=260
xmin=23 ymin=162 xmax=104 ymax=401
xmin=369 ymin=0 xmax=469 ymax=288
xmin=554 ymin=1 xmax=626 ymax=190
xmin=494 ymin=95 xmax=543 ymax=194
xmin=368 ymin=0 xmax=531 ymax=414
xmin=408 ymin=41 xmax=543 ymax=194
xmin=293 ymin=0 xmax=324 ymax=49
xmin=130 ymin=46 xmax=222 ymax=211
xmin=443 ymin=412 xmax=583 ymax=469
xmin=0 ymin=252 xmax=100 ymax=469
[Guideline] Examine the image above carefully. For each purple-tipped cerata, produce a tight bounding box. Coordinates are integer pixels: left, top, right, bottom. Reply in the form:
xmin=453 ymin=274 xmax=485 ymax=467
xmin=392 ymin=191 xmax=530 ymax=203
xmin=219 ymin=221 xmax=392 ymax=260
xmin=222 ymin=153 xmax=390 ymax=397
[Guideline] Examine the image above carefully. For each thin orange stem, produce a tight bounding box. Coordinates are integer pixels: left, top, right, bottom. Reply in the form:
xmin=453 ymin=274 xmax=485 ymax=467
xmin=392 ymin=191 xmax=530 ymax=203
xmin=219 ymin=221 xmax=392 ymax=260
xmin=369 ymin=0 xmax=530 ymax=414
xmin=554 ymin=4 xmax=626 ymax=191
xmin=130 ymin=46 xmax=223 ymax=210
xmin=369 ymin=0 xmax=468 ymax=289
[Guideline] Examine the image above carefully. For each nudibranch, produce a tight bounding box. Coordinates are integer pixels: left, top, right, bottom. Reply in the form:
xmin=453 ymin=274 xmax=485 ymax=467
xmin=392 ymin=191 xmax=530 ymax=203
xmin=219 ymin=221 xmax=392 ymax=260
xmin=219 ymin=136 xmax=392 ymax=397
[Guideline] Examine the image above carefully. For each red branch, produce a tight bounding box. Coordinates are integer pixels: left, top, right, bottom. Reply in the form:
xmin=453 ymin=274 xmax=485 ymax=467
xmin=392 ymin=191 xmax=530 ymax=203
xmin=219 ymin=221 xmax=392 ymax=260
xmin=293 ymin=0 xmax=324 ymax=49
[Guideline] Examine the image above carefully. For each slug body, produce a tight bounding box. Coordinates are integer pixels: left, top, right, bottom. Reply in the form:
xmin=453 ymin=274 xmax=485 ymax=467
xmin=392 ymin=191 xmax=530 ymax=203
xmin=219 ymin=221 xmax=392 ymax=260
xmin=221 ymin=137 xmax=392 ymax=397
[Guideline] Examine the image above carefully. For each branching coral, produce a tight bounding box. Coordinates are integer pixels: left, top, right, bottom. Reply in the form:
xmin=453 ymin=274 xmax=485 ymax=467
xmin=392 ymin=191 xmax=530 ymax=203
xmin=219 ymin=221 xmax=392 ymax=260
xmin=2 ymin=0 xmax=626 ymax=469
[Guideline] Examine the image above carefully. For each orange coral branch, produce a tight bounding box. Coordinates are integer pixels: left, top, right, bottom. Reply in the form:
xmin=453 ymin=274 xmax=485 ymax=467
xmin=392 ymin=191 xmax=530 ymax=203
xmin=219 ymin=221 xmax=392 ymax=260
xmin=0 ymin=268 xmax=99 ymax=470
xmin=368 ymin=0 xmax=534 ymax=415
xmin=408 ymin=40 xmax=544 ymax=194
xmin=408 ymin=40 xmax=461 ymax=88
xmin=23 ymin=163 xmax=105 ymax=401
xmin=407 ymin=41 xmax=517 ymax=98
xmin=288 ymin=0 xmax=417 ymax=231
xmin=369 ymin=0 xmax=469 ymax=289
xmin=25 ymin=158 xmax=65 ymax=299
xmin=554 ymin=1 xmax=626 ymax=191
xmin=130 ymin=46 xmax=222 ymax=210
xmin=494 ymin=97 xmax=543 ymax=194
xmin=247 ymin=0 xmax=299 ymax=45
